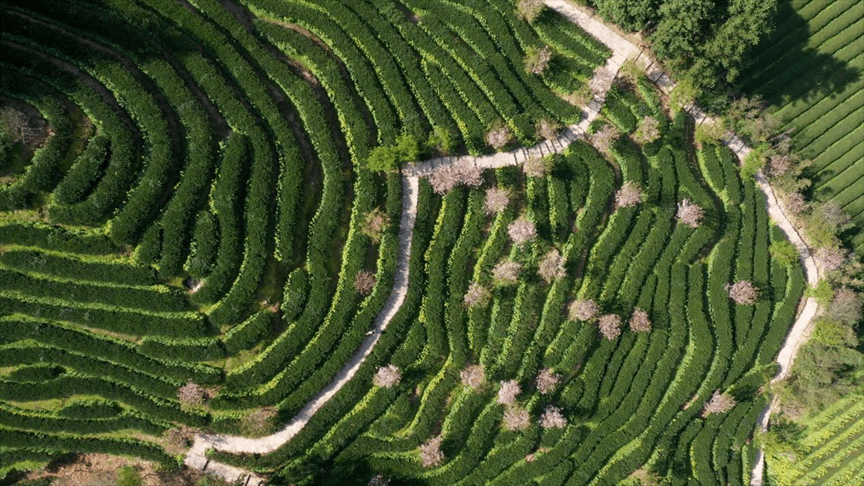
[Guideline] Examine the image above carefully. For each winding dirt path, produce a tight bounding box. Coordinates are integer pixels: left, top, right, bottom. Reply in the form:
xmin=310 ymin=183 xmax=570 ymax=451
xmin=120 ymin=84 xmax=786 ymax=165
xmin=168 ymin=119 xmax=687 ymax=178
xmin=184 ymin=3 xmax=819 ymax=484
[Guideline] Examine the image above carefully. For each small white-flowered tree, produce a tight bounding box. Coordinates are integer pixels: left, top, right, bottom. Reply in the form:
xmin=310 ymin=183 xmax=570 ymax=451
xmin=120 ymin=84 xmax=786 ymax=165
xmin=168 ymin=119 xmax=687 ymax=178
xmin=419 ymin=436 xmax=444 ymax=467
xmin=535 ymin=368 xmax=561 ymax=395
xmin=523 ymin=156 xmax=550 ymax=178
xmin=677 ymin=199 xmax=704 ymax=228
xmin=569 ymin=299 xmax=599 ymax=321
xmin=629 ymin=308 xmax=652 ymax=333
xmin=464 ymin=282 xmax=491 ymax=308
xmin=508 ymin=217 xmax=537 ymax=247
xmin=492 ymin=260 xmax=522 ymax=286
xmin=539 ymin=405 xmax=567 ymax=429
xmin=615 ymin=182 xmax=644 ymax=209
xmin=484 ymin=187 xmax=510 ymax=215
xmin=538 ymin=249 xmax=566 ymax=283
xmin=597 ymin=314 xmax=622 ymax=341
xmin=354 ymin=270 xmax=376 ymax=296
xmin=503 ymin=406 xmax=531 ymax=431
xmin=726 ymin=280 xmax=759 ymax=305
xmin=497 ymin=380 xmax=521 ymax=406
xmin=460 ymin=364 xmax=486 ymax=390
xmin=704 ymin=391 xmax=736 ymax=415
xmin=373 ymin=364 xmax=401 ymax=388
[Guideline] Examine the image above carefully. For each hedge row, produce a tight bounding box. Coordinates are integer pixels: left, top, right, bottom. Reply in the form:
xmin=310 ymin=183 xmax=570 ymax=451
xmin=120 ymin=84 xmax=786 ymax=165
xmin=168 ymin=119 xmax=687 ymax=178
xmin=0 ymin=373 xmax=207 ymax=426
xmin=52 ymin=133 xmax=110 ymax=206
xmin=0 ymin=404 xmax=166 ymax=436
xmin=0 ymin=316 xmax=220 ymax=383
xmin=0 ymin=429 xmax=175 ymax=465
xmin=0 ymin=268 xmax=189 ymax=312
xmin=0 ymin=248 xmax=156 ymax=286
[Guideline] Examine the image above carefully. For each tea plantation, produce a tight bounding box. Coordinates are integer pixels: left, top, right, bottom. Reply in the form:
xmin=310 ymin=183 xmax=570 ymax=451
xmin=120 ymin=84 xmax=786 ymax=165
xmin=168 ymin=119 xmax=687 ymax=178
xmin=0 ymin=0 xmax=806 ymax=484
xmin=736 ymin=0 xmax=864 ymax=253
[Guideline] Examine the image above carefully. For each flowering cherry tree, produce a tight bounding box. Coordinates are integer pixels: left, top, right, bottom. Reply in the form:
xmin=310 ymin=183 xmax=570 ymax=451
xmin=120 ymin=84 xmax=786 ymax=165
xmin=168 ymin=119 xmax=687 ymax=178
xmin=373 ymin=364 xmax=401 ymax=388
xmin=726 ymin=280 xmax=759 ymax=305
xmin=677 ymin=199 xmax=704 ymax=228
xmin=569 ymin=299 xmax=599 ymax=321
xmin=508 ymin=217 xmax=537 ymax=247
xmin=629 ymin=308 xmax=652 ymax=332
xmin=460 ymin=364 xmax=486 ymax=390
xmin=535 ymin=368 xmax=561 ymax=394
xmin=464 ymin=282 xmax=491 ymax=308
xmin=598 ymin=314 xmax=622 ymax=340
xmin=492 ymin=260 xmax=522 ymax=286
xmin=419 ymin=436 xmax=444 ymax=467
xmin=497 ymin=380 xmax=521 ymax=405
xmin=615 ymin=181 xmax=644 ymax=209
xmin=354 ymin=270 xmax=376 ymax=296
xmin=503 ymin=406 xmax=531 ymax=431
xmin=539 ymin=405 xmax=567 ymax=429
xmin=538 ymin=249 xmax=566 ymax=283
xmin=484 ymin=187 xmax=510 ymax=214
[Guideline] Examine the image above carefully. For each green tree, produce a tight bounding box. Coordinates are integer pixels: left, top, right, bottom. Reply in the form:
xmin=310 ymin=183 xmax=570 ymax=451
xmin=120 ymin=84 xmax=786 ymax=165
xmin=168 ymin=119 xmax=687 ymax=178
xmin=366 ymin=145 xmax=398 ymax=172
xmin=116 ymin=466 xmax=144 ymax=486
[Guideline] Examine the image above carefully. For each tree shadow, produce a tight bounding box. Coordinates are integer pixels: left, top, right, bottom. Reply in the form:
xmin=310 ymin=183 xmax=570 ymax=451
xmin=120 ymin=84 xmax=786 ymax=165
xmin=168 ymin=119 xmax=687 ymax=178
xmin=735 ymin=0 xmax=861 ymax=108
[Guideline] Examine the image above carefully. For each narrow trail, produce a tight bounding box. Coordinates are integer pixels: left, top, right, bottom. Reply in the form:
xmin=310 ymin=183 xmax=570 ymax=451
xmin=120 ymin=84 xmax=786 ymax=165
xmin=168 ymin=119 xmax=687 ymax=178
xmin=184 ymin=2 xmax=820 ymax=483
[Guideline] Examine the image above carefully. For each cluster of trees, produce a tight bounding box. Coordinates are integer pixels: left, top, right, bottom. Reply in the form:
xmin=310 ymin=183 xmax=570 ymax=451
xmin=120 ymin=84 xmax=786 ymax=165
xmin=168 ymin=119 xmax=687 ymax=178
xmin=589 ymin=0 xmax=778 ymax=90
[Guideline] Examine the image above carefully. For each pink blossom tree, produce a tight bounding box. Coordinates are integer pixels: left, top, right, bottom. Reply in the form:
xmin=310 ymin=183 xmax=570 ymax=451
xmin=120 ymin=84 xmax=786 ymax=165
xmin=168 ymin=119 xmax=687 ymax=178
xmin=615 ymin=181 xmax=644 ymax=209
xmin=492 ymin=260 xmax=522 ymax=286
xmin=597 ymin=314 xmax=622 ymax=340
xmin=497 ymin=380 xmax=521 ymax=405
xmin=503 ymin=406 xmax=531 ymax=431
xmin=539 ymin=405 xmax=567 ymax=429
xmin=535 ymin=368 xmax=561 ymax=395
xmin=464 ymin=282 xmax=491 ymax=308
xmin=569 ymin=299 xmax=599 ymax=321
xmin=815 ymin=246 xmax=849 ymax=273
xmin=419 ymin=436 xmax=444 ymax=467
xmin=487 ymin=121 xmax=513 ymax=150
xmin=428 ymin=163 xmax=483 ymax=195
xmin=726 ymin=280 xmax=759 ymax=305
xmin=677 ymin=199 xmax=704 ymax=228
xmin=629 ymin=308 xmax=652 ymax=332
xmin=373 ymin=364 xmax=401 ymax=388
xmin=591 ymin=123 xmax=619 ymax=153
xmin=177 ymin=382 xmax=206 ymax=408
xmin=704 ymin=391 xmax=736 ymax=415
xmin=484 ymin=187 xmax=510 ymax=214
xmin=460 ymin=364 xmax=486 ymax=390
xmin=508 ymin=216 xmax=537 ymax=247
xmin=538 ymin=249 xmax=566 ymax=283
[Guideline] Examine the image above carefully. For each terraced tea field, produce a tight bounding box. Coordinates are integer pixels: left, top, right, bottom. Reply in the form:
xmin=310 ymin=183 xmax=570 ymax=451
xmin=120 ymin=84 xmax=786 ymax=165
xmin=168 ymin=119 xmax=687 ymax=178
xmin=0 ymin=0 xmax=807 ymax=484
xmin=736 ymin=0 xmax=864 ymax=253
xmin=766 ymin=393 xmax=864 ymax=485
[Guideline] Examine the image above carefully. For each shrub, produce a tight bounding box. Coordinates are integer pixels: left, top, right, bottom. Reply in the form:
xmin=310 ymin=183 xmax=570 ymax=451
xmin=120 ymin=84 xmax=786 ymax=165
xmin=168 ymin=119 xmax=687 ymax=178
xmin=240 ymin=408 xmax=278 ymax=436
xmin=516 ymin=0 xmax=545 ymax=23
xmin=523 ymin=157 xmax=550 ymax=178
xmin=769 ymin=240 xmax=799 ymax=267
xmin=361 ymin=208 xmax=390 ymax=243
xmin=525 ymin=46 xmax=552 ymax=75
xmin=116 ymin=466 xmax=143 ymax=486
xmin=353 ymin=270 xmax=377 ymax=296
